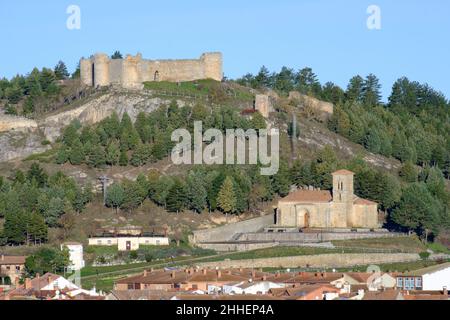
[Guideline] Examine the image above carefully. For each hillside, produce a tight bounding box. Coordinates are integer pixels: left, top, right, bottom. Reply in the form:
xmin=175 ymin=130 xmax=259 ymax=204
xmin=0 ymin=75 xmax=449 ymax=257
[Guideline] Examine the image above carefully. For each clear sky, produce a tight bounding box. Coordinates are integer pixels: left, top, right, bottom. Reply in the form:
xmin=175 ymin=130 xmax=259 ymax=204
xmin=1 ymin=0 xmax=449 ymax=100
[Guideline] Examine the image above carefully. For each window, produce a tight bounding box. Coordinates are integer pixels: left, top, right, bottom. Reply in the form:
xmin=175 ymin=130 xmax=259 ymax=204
xmin=15 ymin=266 xmax=20 ymax=272
xmin=415 ymin=277 xmax=422 ymax=288
xmin=107 ymin=240 xmax=112 ymax=245
xmin=97 ymin=240 xmax=102 ymax=245
xmin=397 ymin=277 xmax=403 ymax=288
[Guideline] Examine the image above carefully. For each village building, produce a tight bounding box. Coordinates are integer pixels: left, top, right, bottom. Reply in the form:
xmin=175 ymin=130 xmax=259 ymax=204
xmin=395 ymin=262 xmax=450 ymax=291
xmin=275 ymin=170 xmax=379 ymax=230
xmin=88 ymin=227 xmax=169 ymax=251
xmin=0 ymin=255 xmax=26 ymax=285
xmin=61 ymin=242 xmax=85 ymax=271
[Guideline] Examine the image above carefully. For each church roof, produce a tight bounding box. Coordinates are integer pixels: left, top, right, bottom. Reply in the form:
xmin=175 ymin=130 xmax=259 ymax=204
xmin=332 ymin=169 xmax=354 ymax=175
xmin=279 ymin=190 xmax=333 ymax=203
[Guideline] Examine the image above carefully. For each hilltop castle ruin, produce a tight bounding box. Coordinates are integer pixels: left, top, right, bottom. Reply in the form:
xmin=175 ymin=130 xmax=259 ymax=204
xmin=80 ymin=52 xmax=223 ymax=89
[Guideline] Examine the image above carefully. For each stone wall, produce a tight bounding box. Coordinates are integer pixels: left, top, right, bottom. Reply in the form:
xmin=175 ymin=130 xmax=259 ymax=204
xmin=198 ymin=253 xmax=420 ymax=269
xmin=190 ymin=214 xmax=275 ymax=244
xmin=289 ymin=91 xmax=334 ymax=115
xmin=237 ymin=232 xmax=403 ymax=242
xmin=81 ymin=52 xmax=223 ymax=89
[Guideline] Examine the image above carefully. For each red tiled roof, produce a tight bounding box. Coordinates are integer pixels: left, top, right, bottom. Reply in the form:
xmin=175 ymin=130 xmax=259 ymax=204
xmin=0 ymin=255 xmax=26 ymax=265
xmin=332 ymin=169 xmax=354 ymax=176
xmin=279 ymin=190 xmax=332 ymax=203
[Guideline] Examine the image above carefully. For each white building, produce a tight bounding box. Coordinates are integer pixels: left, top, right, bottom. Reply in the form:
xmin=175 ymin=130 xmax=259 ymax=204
xmin=61 ymin=242 xmax=85 ymax=271
xmin=222 ymin=281 xmax=286 ymax=295
xmin=396 ymin=262 xmax=450 ymax=291
xmin=88 ymin=236 xmax=170 ymax=251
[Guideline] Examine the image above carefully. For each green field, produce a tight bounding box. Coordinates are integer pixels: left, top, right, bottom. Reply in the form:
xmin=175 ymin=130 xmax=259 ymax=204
xmin=332 ymin=236 xmax=426 ymax=253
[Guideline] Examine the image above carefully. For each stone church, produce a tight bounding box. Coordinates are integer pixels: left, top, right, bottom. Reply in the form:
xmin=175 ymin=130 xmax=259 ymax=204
xmin=276 ymin=170 xmax=379 ymax=229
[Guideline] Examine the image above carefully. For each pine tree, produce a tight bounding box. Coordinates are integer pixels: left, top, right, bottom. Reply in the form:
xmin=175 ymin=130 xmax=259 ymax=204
xmin=217 ymin=176 xmax=237 ymax=217
xmin=111 ymin=51 xmax=123 ymax=59
xmin=54 ymin=61 xmax=70 ymax=80
xmin=166 ymin=179 xmax=187 ymax=213
xmin=119 ymin=150 xmax=128 ymax=166
xmin=362 ymin=74 xmax=382 ymax=107
xmin=68 ymin=138 xmax=85 ymax=165
xmin=345 ymin=75 xmax=364 ymax=102
xmin=106 ymin=183 xmax=125 ymax=213
xmin=186 ymin=172 xmax=207 ymax=213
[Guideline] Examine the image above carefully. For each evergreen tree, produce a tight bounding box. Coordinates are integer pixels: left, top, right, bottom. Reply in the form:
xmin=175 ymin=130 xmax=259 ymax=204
xmin=111 ymin=51 xmax=123 ymax=59
xmin=217 ymin=176 xmax=237 ymax=217
xmin=362 ymin=74 xmax=382 ymax=107
xmin=119 ymin=150 xmax=128 ymax=166
xmin=345 ymin=75 xmax=364 ymax=102
xmin=105 ymin=183 xmax=125 ymax=213
xmin=186 ymin=172 xmax=207 ymax=213
xmin=166 ymin=179 xmax=187 ymax=213
xmin=54 ymin=61 xmax=70 ymax=80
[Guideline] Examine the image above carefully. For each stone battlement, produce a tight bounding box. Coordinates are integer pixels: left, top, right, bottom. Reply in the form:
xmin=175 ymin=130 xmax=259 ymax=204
xmin=80 ymin=52 xmax=223 ymax=89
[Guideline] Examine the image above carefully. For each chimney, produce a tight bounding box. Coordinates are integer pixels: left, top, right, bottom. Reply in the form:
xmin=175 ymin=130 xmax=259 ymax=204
xmin=262 ymin=275 xmax=267 ymax=281
xmin=1 ymin=255 xmax=4 ymax=261
xmin=143 ymin=270 xmax=148 ymax=277
xmin=251 ymin=270 xmax=256 ymax=278
xmin=275 ymin=272 xmax=280 ymax=279
xmin=202 ymin=269 xmax=207 ymax=275
xmin=171 ymin=271 xmax=176 ymax=279
xmin=25 ymin=278 xmax=32 ymax=289
xmin=217 ymin=270 xmax=222 ymax=279
xmin=443 ymin=286 xmax=448 ymax=296
xmin=239 ymin=268 xmax=243 ymax=272
xmin=150 ymin=268 xmax=154 ymax=273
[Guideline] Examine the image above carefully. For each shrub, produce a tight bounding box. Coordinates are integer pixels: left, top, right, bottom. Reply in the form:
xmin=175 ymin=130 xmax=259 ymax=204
xmin=419 ymin=251 xmax=430 ymax=260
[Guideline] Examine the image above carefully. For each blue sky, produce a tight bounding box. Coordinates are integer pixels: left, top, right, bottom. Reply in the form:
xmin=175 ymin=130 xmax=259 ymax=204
xmin=0 ymin=0 xmax=449 ymax=100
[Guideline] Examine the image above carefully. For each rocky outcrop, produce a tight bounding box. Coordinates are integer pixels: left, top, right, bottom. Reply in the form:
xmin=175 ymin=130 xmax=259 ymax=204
xmin=0 ymin=89 xmax=186 ymax=162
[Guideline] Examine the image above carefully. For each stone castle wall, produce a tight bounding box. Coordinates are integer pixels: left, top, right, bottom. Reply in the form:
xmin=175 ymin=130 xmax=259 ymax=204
xmin=81 ymin=52 xmax=223 ymax=89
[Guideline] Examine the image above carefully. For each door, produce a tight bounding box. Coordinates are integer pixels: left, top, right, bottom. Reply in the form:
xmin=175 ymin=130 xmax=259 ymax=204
xmin=126 ymin=241 xmax=131 ymax=251
xmin=304 ymin=212 xmax=310 ymax=228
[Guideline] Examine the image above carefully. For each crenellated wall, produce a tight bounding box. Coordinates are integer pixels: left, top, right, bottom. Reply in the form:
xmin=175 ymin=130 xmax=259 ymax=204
xmin=80 ymin=52 xmax=223 ymax=89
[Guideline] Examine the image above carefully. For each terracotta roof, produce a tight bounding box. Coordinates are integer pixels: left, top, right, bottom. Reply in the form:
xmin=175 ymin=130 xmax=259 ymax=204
xmin=265 ymin=272 xmax=344 ymax=284
xmin=332 ymin=169 xmax=354 ymax=176
xmin=270 ymin=284 xmax=339 ymax=297
xmin=0 ymin=255 xmax=26 ymax=265
xmin=279 ymin=190 xmax=333 ymax=203
xmin=332 ymin=169 xmax=355 ymax=175
xmin=362 ymin=289 xmax=403 ymax=300
xmin=354 ymin=198 xmax=378 ymax=206
xmin=346 ymin=273 xmax=373 ymax=283
xmin=116 ymin=268 xmax=269 ymax=286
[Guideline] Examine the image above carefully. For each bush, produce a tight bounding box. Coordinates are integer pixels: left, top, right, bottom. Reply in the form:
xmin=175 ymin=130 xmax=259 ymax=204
xmin=419 ymin=251 xmax=430 ymax=260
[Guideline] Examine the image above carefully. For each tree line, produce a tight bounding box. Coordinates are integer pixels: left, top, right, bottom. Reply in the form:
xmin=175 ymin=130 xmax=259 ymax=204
xmin=55 ymin=100 xmax=267 ymax=168
xmin=0 ymin=164 xmax=92 ymax=245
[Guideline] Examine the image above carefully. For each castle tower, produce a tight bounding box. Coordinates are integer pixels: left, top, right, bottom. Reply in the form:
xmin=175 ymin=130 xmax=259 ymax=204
xmin=121 ymin=54 xmax=142 ymax=89
xmin=80 ymin=58 xmax=93 ymax=86
xmin=201 ymin=52 xmax=223 ymax=81
xmin=93 ymin=53 xmax=110 ymax=87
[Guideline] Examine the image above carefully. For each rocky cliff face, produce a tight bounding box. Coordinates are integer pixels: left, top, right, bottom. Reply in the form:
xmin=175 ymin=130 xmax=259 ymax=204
xmin=0 ymin=89 xmax=186 ymax=162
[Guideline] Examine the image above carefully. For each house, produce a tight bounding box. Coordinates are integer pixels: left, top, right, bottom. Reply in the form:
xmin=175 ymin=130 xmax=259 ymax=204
xmin=269 ymin=284 xmax=340 ymax=300
xmin=114 ymin=268 xmax=268 ymax=292
xmin=276 ymin=170 xmax=379 ymax=229
xmin=6 ymin=273 xmax=102 ymax=300
xmin=402 ymin=288 xmax=449 ymax=300
xmin=88 ymin=228 xmax=169 ymax=251
xmin=222 ymin=281 xmax=285 ymax=295
xmin=0 ymin=255 xmax=26 ymax=285
xmin=61 ymin=242 xmax=85 ymax=271
xmin=362 ymin=289 xmax=404 ymax=300
xmin=395 ymin=262 xmax=450 ymax=291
